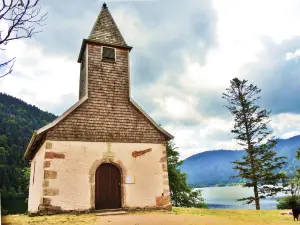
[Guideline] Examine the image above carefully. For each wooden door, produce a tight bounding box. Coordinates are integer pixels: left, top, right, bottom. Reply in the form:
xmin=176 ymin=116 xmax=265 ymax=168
xmin=95 ymin=163 xmax=121 ymax=209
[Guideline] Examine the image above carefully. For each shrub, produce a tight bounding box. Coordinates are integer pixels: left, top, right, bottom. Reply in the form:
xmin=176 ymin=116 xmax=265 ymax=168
xmin=277 ymin=195 xmax=300 ymax=209
xmin=167 ymin=141 xmax=207 ymax=208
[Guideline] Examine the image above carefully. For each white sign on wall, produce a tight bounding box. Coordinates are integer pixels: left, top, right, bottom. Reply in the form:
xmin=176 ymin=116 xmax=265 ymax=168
xmin=125 ymin=176 xmax=135 ymax=184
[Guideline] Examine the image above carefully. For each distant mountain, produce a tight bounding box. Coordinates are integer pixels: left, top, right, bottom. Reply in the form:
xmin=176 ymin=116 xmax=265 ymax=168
xmin=0 ymin=92 xmax=56 ymax=199
xmin=181 ymin=136 xmax=300 ymax=187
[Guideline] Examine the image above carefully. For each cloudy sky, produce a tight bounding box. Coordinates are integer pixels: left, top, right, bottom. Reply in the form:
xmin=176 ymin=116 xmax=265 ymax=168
xmin=1 ymin=0 xmax=300 ymax=159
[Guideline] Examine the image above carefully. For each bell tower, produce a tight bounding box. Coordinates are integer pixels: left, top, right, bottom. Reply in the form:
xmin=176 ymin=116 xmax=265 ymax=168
xmin=77 ymin=3 xmax=133 ymax=101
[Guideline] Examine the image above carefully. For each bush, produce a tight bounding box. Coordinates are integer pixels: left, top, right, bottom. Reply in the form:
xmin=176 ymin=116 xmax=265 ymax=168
xmin=1 ymin=206 xmax=9 ymax=215
xmin=277 ymin=195 xmax=300 ymax=209
xmin=167 ymin=141 xmax=207 ymax=208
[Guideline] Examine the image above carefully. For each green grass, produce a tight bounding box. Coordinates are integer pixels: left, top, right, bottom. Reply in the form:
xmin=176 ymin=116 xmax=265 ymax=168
xmin=2 ymin=208 xmax=296 ymax=225
xmin=172 ymin=207 xmax=294 ymax=224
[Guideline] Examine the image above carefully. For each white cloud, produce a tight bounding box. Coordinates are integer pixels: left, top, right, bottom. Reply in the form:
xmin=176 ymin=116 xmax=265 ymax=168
xmin=168 ymin=117 xmax=240 ymax=160
xmin=270 ymin=113 xmax=300 ymax=136
xmin=113 ymin=7 xmax=151 ymax=48
xmin=153 ymin=95 xmax=203 ymax=121
xmin=285 ymin=49 xmax=300 ymax=61
xmin=0 ymin=39 xmax=79 ymax=114
xmin=281 ymin=131 xmax=300 ymax=139
xmin=214 ymin=0 xmax=300 ymax=44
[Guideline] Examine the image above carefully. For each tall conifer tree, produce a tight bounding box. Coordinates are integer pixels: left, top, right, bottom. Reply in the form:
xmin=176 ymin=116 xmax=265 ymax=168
xmin=222 ymin=78 xmax=287 ymax=210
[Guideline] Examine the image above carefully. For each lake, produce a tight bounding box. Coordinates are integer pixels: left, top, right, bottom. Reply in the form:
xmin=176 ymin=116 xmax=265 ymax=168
xmin=197 ymin=186 xmax=289 ymax=209
xmin=1 ymin=186 xmax=288 ymax=214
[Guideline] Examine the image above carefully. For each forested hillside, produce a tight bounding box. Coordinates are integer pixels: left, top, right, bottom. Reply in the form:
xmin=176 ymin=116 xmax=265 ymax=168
xmin=0 ymin=93 xmax=56 ymax=200
xmin=181 ymin=136 xmax=300 ymax=187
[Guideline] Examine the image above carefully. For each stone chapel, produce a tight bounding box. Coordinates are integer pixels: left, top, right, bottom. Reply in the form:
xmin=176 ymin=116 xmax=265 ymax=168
xmin=23 ymin=3 xmax=174 ymax=213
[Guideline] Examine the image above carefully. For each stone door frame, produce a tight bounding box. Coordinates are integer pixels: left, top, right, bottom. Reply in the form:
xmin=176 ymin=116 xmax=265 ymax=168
xmin=89 ymin=159 xmax=126 ymax=209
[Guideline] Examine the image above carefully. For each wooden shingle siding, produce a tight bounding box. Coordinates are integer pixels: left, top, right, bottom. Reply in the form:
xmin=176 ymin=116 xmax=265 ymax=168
xmin=46 ymin=44 xmax=166 ymax=144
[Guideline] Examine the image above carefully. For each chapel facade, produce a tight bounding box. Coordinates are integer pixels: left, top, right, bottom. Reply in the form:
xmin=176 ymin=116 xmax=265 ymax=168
xmin=24 ymin=3 xmax=173 ymax=213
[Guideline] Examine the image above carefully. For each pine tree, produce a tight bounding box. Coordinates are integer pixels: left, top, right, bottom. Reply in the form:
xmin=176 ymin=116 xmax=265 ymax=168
xmin=222 ymin=78 xmax=287 ymax=210
xmin=296 ymin=148 xmax=300 ymax=162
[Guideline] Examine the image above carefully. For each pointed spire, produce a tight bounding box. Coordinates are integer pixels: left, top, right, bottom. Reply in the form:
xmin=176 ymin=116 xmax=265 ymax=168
xmin=88 ymin=3 xmax=127 ymax=47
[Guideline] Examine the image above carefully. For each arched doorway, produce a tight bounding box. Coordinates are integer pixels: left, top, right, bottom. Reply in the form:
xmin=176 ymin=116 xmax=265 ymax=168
xmin=95 ymin=163 xmax=121 ymax=209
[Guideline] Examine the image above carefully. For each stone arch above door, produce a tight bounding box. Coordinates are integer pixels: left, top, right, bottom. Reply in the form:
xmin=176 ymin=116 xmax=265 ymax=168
xmin=89 ymin=158 xmax=126 ymax=209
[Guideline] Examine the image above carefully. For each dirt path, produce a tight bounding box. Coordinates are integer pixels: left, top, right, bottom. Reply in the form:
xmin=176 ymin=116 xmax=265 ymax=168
xmin=98 ymin=214 xmax=235 ymax=225
xmin=94 ymin=213 xmax=288 ymax=225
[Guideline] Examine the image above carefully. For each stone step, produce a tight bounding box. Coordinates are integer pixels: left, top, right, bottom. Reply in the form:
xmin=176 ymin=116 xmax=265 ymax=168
xmin=95 ymin=211 xmax=128 ymax=216
xmin=94 ymin=208 xmax=124 ymax=213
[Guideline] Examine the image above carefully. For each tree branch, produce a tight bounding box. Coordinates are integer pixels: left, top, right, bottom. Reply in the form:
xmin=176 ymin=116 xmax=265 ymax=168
xmin=0 ymin=0 xmax=47 ymax=78
xmin=0 ymin=57 xmax=15 ymax=78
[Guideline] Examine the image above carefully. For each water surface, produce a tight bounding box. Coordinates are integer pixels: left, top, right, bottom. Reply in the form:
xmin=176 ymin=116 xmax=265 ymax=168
xmin=198 ymin=186 xmax=288 ymax=209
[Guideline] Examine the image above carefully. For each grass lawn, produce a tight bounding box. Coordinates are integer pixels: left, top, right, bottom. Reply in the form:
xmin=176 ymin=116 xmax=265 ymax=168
xmin=2 ymin=207 xmax=296 ymax=225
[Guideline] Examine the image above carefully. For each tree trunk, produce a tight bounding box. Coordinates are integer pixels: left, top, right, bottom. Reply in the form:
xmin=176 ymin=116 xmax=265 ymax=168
xmin=250 ymin=155 xmax=260 ymax=210
xmin=253 ymin=184 xmax=260 ymax=210
xmin=238 ymin=87 xmax=261 ymax=210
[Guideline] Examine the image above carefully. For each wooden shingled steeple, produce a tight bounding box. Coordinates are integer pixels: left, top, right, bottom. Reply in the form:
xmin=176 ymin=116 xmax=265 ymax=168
xmin=88 ymin=3 xmax=128 ymax=47
xmin=77 ymin=3 xmax=132 ymax=63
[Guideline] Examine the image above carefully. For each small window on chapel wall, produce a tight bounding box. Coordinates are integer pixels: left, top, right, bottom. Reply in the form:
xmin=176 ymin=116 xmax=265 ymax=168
xmin=102 ymin=47 xmax=116 ymax=62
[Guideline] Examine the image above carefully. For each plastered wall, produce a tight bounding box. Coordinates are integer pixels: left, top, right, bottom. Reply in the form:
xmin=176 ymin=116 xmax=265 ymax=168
xmin=33 ymin=141 xmax=170 ymax=211
xmin=28 ymin=146 xmax=46 ymax=212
